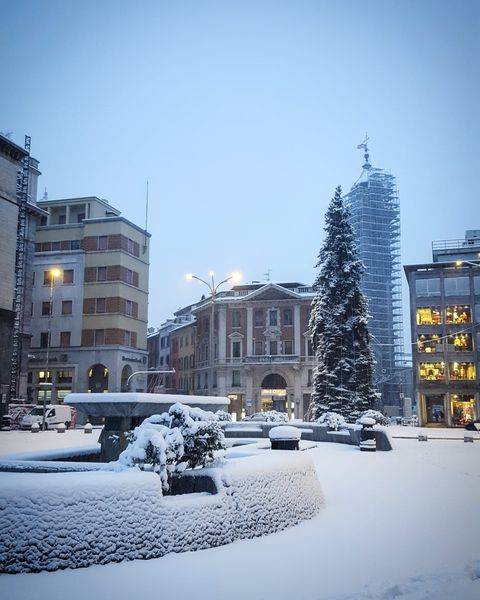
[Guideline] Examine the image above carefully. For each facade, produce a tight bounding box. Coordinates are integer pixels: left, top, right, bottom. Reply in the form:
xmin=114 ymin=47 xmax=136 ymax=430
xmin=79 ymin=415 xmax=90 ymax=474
xmin=0 ymin=134 xmax=43 ymax=410
xmin=28 ymin=196 xmax=150 ymax=404
xmin=344 ymin=143 xmax=404 ymax=407
xmin=147 ymin=315 xmax=194 ymax=392
xmin=170 ymin=321 xmax=196 ymax=394
xmin=189 ymin=282 xmax=315 ymax=420
xmin=404 ymin=231 xmax=480 ymax=427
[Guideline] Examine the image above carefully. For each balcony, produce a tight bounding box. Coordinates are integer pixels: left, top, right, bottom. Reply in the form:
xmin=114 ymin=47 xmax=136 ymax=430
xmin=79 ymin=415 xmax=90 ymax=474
xmin=244 ymin=354 xmax=300 ymax=364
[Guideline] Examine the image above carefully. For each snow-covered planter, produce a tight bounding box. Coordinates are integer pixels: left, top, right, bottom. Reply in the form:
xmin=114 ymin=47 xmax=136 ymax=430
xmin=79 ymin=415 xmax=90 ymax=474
xmin=357 ymin=410 xmax=390 ymax=427
xmin=0 ymin=453 xmax=323 ymax=574
xmin=269 ymin=425 xmax=301 ymax=450
xmin=250 ymin=410 xmax=288 ymax=423
xmin=119 ymin=403 xmax=225 ymax=491
xmin=215 ymin=410 xmax=232 ymax=422
xmin=316 ymin=412 xmax=347 ymax=431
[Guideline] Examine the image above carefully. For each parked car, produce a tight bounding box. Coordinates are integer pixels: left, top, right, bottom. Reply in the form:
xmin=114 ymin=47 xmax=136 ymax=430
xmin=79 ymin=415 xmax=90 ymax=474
xmin=20 ymin=405 xmax=74 ymax=430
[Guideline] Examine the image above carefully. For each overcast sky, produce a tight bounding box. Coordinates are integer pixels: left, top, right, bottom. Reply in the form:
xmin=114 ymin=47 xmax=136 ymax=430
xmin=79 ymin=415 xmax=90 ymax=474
xmin=1 ymin=0 xmax=478 ymax=329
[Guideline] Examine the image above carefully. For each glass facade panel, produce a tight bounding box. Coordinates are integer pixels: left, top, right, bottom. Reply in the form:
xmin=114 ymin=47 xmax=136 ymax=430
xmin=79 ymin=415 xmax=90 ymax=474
xmin=449 ymin=362 xmax=476 ymax=380
xmin=416 ymin=307 xmax=442 ymax=325
xmin=424 ymin=394 xmax=446 ymax=424
xmin=445 ymin=305 xmax=471 ymax=324
xmin=419 ymin=362 xmax=445 ymax=381
xmin=444 ymin=277 xmax=470 ymax=296
xmin=450 ymin=394 xmax=475 ymax=427
xmin=415 ymin=278 xmax=441 ymax=297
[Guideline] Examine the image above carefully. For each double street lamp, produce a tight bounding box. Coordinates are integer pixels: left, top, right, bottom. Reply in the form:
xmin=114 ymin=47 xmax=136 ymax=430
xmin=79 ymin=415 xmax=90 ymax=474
xmin=186 ymin=270 xmax=242 ymax=395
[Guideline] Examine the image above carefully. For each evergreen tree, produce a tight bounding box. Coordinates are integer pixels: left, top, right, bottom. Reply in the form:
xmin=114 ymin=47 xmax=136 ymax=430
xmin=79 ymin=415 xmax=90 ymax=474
xmin=309 ymin=185 xmax=376 ymax=421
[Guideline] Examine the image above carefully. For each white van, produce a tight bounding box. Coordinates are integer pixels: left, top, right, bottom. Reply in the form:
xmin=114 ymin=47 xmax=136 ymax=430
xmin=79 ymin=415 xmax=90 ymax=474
xmin=21 ymin=405 xmax=74 ymax=430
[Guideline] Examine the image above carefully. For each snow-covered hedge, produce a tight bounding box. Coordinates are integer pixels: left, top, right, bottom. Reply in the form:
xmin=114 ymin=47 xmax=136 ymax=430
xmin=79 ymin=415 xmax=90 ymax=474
xmin=119 ymin=403 xmax=225 ymax=491
xmin=315 ymin=412 xmax=347 ymax=431
xmin=215 ymin=410 xmax=232 ymax=422
xmin=0 ymin=453 xmax=323 ymax=574
xmin=251 ymin=410 xmax=288 ymax=423
xmin=356 ymin=410 xmax=390 ymax=427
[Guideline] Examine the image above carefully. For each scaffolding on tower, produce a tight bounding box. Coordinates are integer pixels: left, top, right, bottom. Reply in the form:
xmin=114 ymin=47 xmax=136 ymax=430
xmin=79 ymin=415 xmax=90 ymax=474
xmin=9 ymin=135 xmax=31 ymax=400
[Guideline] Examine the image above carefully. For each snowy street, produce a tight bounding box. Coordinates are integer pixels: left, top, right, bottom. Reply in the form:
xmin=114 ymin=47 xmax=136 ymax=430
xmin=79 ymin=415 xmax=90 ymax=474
xmin=1 ymin=433 xmax=479 ymax=599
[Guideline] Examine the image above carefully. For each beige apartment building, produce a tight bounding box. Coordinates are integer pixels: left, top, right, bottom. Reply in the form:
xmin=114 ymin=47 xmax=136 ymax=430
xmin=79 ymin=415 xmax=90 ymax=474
xmin=28 ymin=196 xmax=150 ymax=404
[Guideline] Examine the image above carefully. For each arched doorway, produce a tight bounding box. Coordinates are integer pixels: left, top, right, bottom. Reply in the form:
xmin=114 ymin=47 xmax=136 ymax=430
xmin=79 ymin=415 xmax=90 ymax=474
xmin=121 ymin=365 xmax=132 ymax=392
xmin=261 ymin=373 xmax=287 ymax=413
xmin=88 ymin=364 xmax=109 ymax=393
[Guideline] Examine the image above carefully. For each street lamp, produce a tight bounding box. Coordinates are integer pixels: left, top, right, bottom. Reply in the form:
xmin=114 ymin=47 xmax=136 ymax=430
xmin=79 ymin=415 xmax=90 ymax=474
xmin=186 ymin=270 xmax=242 ymax=395
xmin=455 ymin=258 xmax=480 ymax=268
xmin=41 ymin=267 xmax=62 ymax=431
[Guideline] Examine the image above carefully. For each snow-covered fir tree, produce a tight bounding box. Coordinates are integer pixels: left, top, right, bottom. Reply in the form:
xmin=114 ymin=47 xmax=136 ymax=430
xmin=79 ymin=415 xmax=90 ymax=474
xmin=309 ymin=185 xmax=377 ymax=421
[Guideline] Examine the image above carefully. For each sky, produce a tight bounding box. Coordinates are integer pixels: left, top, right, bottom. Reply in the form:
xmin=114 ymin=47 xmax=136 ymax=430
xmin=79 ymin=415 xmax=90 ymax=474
xmin=1 ymin=0 xmax=478 ymax=329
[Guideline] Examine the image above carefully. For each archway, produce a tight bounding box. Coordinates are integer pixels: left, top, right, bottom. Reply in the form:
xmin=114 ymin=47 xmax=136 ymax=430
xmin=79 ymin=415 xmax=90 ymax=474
xmin=88 ymin=364 xmax=109 ymax=393
xmin=121 ymin=365 xmax=133 ymax=392
xmin=261 ymin=373 xmax=287 ymax=413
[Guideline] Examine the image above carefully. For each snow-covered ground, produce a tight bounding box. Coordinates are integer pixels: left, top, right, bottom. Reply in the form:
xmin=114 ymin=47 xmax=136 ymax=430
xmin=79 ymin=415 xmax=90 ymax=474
xmin=0 ymin=428 xmax=102 ymax=458
xmin=1 ymin=433 xmax=479 ymax=599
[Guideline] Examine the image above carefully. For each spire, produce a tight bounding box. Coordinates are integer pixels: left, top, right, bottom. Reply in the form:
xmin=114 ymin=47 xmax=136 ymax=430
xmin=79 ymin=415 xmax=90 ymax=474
xmin=41 ymin=187 xmax=48 ymax=201
xmin=357 ymin=133 xmax=371 ymax=170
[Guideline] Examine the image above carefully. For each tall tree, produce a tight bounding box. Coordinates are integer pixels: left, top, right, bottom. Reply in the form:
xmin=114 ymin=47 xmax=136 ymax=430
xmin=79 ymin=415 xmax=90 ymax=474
xmin=309 ymin=186 xmax=376 ymax=420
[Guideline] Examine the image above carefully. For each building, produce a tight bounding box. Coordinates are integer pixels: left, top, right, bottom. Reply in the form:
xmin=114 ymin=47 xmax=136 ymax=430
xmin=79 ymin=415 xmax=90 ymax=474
xmin=344 ymin=140 xmax=404 ymax=408
xmin=147 ymin=315 xmax=194 ymax=392
xmin=185 ymin=282 xmax=315 ymax=420
xmin=0 ymin=134 xmax=43 ymax=411
xmin=28 ymin=196 xmax=150 ymax=403
xmin=170 ymin=320 xmax=196 ymax=394
xmin=404 ymin=230 xmax=479 ymax=427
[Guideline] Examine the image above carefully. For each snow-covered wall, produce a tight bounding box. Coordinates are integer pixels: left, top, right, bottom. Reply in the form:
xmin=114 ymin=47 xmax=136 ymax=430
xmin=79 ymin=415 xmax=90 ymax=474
xmin=0 ymin=453 xmax=323 ymax=574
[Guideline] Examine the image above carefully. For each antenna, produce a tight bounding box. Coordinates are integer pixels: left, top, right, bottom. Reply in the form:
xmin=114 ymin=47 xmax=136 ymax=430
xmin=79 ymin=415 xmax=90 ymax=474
xmin=356 ymin=132 xmax=371 ymax=169
xmin=263 ymin=269 xmax=271 ymax=282
xmin=143 ymin=180 xmax=149 ymax=253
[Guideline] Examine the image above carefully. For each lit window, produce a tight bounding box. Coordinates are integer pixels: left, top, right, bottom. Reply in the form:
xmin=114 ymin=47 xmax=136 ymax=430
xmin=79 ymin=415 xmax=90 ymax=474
xmin=447 ymin=333 xmax=473 ymax=352
xmin=451 ymin=394 xmax=476 ymax=427
xmin=449 ymin=362 xmax=476 ymax=381
xmin=416 ymin=307 xmax=442 ymax=325
xmin=419 ymin=362 xmax=445 ymax=381
xmin=445 ymin=305 xmax=471 ymax=324
xmin=417 ymin=334 xmax=442 ymax=353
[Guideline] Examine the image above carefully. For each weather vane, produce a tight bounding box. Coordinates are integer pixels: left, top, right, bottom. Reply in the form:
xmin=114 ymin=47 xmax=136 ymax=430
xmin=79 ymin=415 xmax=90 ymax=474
xmin=357 ymin=133 xmax=371 ymax=169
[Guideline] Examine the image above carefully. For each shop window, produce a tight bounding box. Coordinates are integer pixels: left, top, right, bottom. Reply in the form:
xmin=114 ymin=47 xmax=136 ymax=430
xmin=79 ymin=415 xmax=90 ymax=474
xmin=416 ymin=307 xmax=442 ymax=325
xmin=419 ymin=362 xmax=445 ymax=381
xmin=417 ymin=334 xmax=443 ymax=353
xmin=284 ymin=340 xmax=293 ymax=354
xmin=449 ymin=362 xmax=476 ymax=381
xmin=424 ymin=394 xmax=446 ymax=424
xmin=254 ymin=309 xmax=263 ymax=327
xmin=444 ymin=277 xmax=470 ymax=296
xmin=447 ymin=333 xmax=473 ymax=352
xmin=415 ymin=278 xmax=441 ymax=297
xmin=445 ymin=305 xmax=471 ymax=324
xmin=283 ymin=308 xmax=293 ymax=325
xmin=451 ymin=395 xmax=475 ymax=427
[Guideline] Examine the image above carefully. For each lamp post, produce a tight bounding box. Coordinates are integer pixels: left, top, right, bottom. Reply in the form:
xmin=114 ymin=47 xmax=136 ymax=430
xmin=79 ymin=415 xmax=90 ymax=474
xmin=41 ymin=267 xmax=62 ymax=431
xmin=455 ymin=259 xmax=480 ymax=268
xmin=186 ymin=270 xmax=242 ymax=395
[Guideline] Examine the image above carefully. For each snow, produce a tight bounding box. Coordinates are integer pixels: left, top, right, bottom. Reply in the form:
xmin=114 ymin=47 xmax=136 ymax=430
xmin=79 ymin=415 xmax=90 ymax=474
xmin=0 ymin=428 xmax=102 ymax=458
xmin=66 ymin=392 xmax=229 ymax=405
xmin=1 ymin=436 xmax=479 ymax=598
xmin=268 ymin=425 xmax=301 ymax=440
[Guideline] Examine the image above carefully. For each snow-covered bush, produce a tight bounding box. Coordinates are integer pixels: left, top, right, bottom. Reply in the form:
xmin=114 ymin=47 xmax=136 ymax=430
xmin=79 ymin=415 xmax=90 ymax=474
xmin=119 ymin=403 xmax=226 ymax=491
xmin=315 ymin=411 xmax=347 ymax=430
xmin=251 ymin=410 xmax=288 ymax=423
xmin=215 ymin=409 xmax=232 ymax=422
xmin=357 ymin=409 xmax=389 ymax=427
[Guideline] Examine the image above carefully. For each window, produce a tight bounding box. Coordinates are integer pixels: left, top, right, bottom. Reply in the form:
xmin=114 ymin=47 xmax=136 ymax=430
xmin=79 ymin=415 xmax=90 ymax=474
xmin=307 ymin=339 xmax=314 ymax=356
xmin=60 ymin=331 xmax=71 ymax=347
xmin=284 ymin=340 xmax=293 ymax=354
xmin=445 ymin=305 xmax=471 ymax=324
xmin=232 ymin=310 xmax=241 ymax=328
xmin=71 ymin=240 xmax=81 ymax=250
xmin=63 ymin=269 xmax=74 ymax=284
xmin=127 ymin=238 xmax=135 ymax=255
xmin=77 ymin=213 xmax=85 ymax=223
xmin=43 ymin=270 xmax=51 ymax=285
xmin=40 ymin=332 xmax=50 ymax=348
xmin=160 ymin=356 xmax=164 ymax=366
xmin=444 ymin=277 xmax=470 ymax=296
xmin=52 ymin=241 xmax=61 ymax=251
xmin=96 ymin=298 xmax=106 ymax=313
xmin=254 ymin=309 xmax=263 ymax=327
xmin=269 ymin=310 xmax=278 ymax=326
xmin=415 ymin=278 xmax=441 ymax=297
xmin=97 ymin=267 xmax=107 ymax=282
xmin=283 ymin=308 xmax=293 ymax=326
xmin=94 ymin=329 xmax=105 ymax=345
xmin=419 ymin=362 xmax=445 ymax=381
xmin=232 ymin=370 xmax=241 ymax=387
xmin=58 ymin=214 xmax=66 ymax=224
xmin=417 ymin=334 xmax=442 ymax=353
xmin=254 ymin=340 xmax=264 ymax=355
xmin=449 ymin=362 xmax=476 ymax=381
xmin=125 ymin=269 xmax=134 ymax=285
xmin=232 ymin=340 xmax=241 ymax=358
xmin=475 ymin=277 xmax=480 ymax=294
xmin=125 ymin=300 xmax=134 ymax=316
xmin=97 ymin=236 xmax=108 ymax=250
xmin=42 ymin=301 xmax=52 ymax=316
xmin=61 ymin=300 xmax=72 ymax=315
xmin=451 ymin=394 xmax=476 ymax=427
xmin=124 ymin=331 xmax=134 ymax=347
xmin=416 ymin=307 xmax=442 ymax=325
xmin=204 ymin=373 xmax=208 ymax=389
xmin=32 ymin=271 xmax=35 ymax=286
xmin=160 ymin=336 xmax=165 ymax=349
xmin=447 ymin=333 xmax=473 ymax=352
xmin=57 ymin=370 xmax=73 ymax=383
xmin=308 ymin=369 xmax=313 ymax=386
xmin=269 ymin=340 xmax=278 ymax=355
xmin=38 ymin=370 xmax=52 ymax=383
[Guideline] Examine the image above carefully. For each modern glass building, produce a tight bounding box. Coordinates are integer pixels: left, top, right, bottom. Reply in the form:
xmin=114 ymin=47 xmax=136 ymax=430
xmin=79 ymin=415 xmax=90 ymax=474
xmin=344 ymin=141 xmax=405 ymax=407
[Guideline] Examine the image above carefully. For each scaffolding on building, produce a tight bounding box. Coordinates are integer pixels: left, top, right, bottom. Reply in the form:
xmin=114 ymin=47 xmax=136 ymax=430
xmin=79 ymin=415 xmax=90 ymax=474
xmin=9 ymin=135 xmax=31 ymax=400
xmin=344 ymin=138 xmax=405 ymax=406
